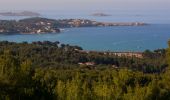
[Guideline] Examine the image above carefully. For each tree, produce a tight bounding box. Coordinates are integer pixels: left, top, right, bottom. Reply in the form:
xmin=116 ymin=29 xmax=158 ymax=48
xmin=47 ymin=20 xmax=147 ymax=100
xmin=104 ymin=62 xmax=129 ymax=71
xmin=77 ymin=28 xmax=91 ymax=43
xmin=0 ymin=50 xmax=20 ymax=80
xmin=167 ymin=40 xmax=170 ymax=66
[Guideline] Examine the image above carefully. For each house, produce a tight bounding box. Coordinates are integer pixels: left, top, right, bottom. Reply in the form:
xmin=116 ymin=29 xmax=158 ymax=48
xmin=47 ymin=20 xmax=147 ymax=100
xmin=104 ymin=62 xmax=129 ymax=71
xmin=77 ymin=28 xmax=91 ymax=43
xmin=36 ymin=29 xmax=41 ymax=33
xmin=0 ymin=29 xmax=4 ymax=32
xmin=85 ymin=62 xmax=95 ymax=66
xmin=78 ymin=62 xmax=95 ymax=66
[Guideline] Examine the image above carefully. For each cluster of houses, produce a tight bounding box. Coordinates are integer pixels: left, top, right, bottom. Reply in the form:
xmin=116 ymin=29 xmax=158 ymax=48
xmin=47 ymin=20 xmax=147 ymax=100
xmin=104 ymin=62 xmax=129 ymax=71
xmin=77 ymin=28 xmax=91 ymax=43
xmin=0 ymin=19 xmax=60 ymax=34
xmin=24 ymin=21 xmax=60 ymax=34
xmin=111 ymin=52 xmax=143 ymax=58
xmin=64 ymin=19 xmax=146 ymax=27
xmin=77 ymin=50 xmax=143 ymax=58
xmin=65 ymin=19 xmax=96 ymax=27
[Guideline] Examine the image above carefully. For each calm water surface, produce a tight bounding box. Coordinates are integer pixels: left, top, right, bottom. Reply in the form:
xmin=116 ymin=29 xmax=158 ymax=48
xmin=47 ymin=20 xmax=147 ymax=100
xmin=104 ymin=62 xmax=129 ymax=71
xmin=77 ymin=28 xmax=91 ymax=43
xmin=0 ymin=24 xmax=170 ymax=52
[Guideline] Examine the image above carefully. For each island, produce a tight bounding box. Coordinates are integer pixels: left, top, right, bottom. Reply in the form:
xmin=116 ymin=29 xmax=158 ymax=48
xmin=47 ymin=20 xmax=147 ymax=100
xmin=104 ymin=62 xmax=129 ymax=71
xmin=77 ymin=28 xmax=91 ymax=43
xmin=0 ymin=17 xmax=147 ymax=34
xmin=91 ymin=13 xmax=112 ymax=17
xmin=0 ymin=11 xmax=41 ymax=17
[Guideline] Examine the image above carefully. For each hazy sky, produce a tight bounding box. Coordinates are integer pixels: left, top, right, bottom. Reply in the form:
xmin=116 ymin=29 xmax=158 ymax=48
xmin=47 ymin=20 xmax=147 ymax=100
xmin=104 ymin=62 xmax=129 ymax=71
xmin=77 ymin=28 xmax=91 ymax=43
xmin=0 ymin=0 xmax=169 ymax=12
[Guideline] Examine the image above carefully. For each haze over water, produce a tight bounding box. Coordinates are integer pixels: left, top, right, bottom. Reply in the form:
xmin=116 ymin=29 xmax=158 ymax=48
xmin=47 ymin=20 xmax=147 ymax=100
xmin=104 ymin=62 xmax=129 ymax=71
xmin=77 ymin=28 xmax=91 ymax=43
xmin=0 ymin=0 xmax=170 ymax=24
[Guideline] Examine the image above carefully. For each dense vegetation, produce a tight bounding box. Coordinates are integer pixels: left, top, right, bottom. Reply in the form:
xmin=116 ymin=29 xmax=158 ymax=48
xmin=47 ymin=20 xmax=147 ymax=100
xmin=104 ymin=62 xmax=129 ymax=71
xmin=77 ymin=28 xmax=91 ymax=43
xmin=0 ymin=41 xmax=169 ymax=100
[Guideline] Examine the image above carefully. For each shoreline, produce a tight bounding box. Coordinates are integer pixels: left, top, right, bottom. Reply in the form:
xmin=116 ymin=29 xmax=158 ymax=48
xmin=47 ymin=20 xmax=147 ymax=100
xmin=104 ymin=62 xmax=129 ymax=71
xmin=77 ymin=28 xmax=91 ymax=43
xmin=0 ymin=17 xmax=147 ymax=34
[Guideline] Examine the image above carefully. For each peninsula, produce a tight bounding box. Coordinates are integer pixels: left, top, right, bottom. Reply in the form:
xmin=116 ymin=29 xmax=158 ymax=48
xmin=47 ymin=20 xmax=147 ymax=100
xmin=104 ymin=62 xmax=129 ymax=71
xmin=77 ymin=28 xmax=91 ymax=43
xmin=0 ymin=17 xmax=147 ymax=34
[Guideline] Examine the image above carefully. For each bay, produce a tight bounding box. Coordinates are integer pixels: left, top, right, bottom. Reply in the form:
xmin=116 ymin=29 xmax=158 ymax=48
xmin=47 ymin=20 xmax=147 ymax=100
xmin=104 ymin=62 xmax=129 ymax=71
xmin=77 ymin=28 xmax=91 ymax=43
xmin=0 ymin=24 xmax=170 ymax=52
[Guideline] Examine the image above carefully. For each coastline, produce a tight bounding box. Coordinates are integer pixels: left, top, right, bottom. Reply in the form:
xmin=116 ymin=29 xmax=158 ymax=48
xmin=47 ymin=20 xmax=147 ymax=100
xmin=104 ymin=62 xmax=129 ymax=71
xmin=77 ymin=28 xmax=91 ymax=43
xmin=0 ymin=17 xmax=147 ymax=34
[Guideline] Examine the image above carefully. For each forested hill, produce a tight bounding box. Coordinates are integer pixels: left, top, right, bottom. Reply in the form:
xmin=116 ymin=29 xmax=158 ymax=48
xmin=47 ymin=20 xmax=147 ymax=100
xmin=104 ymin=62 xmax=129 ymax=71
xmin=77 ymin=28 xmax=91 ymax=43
xmin=0 ymin=40 xmax=169 ymax=100
xmin=0 ymin=41 xmax=166 ymax=73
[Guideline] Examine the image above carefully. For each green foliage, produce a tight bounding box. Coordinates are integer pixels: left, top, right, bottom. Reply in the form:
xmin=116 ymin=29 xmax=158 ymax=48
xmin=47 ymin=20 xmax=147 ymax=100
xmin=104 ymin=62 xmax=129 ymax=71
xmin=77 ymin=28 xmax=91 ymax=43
xmin=0 ymin=41 xmax=169 ymax=100
xmin=0 ymin=41 xmax=166 ymax=73
xmin=167 ymin=40 xmax=170 ymax=66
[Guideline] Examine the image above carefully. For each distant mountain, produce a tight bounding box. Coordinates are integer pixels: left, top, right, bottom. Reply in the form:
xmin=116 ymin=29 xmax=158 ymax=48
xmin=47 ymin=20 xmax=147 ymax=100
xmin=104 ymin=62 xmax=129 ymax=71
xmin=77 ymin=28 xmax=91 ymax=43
xmin=0 ymin=11 xmax=41 ymax=17
xmin=91 ymin=13 xmax=112 ymax=17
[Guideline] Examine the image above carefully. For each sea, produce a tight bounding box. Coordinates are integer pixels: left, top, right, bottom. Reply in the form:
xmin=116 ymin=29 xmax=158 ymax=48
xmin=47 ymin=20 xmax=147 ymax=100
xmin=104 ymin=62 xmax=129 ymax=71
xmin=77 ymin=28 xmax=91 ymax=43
xmin=0 ymin=11 xmax=170 ymax=52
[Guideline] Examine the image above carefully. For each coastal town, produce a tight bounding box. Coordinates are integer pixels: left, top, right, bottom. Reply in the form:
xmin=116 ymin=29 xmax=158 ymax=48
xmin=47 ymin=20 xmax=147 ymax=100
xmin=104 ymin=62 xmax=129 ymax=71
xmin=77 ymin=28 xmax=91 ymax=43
xmin=78 ymin=50 xmax=143 ymax=58
xmin=0 ymin=17 xmax=146 ymax=34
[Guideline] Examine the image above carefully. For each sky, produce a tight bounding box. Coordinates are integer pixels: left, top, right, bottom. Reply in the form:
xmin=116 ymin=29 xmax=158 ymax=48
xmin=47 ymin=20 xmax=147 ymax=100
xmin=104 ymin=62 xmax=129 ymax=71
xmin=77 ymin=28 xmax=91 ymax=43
xmin=0 ymin=0 xmax=169 ymax=12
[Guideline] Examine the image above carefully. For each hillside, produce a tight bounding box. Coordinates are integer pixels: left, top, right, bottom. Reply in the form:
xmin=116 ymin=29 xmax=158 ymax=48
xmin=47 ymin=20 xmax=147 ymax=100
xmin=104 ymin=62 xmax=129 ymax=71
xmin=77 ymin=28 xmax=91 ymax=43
xmin=0 ymin=40 xmax=169 ymax=99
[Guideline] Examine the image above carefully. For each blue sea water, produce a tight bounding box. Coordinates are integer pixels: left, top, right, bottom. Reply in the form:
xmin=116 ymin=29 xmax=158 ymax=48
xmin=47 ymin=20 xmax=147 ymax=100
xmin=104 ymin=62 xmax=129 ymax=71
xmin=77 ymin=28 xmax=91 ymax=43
xmin=0 ymin=10 xmax=170 ymax=51
xmin=0 ymin=24 xmax=170 ymax=52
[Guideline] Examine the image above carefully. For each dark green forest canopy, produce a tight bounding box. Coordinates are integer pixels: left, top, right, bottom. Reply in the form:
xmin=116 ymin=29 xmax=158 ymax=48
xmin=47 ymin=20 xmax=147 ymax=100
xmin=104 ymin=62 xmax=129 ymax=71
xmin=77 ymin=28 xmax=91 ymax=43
xmin=0 ymin=40 xmax=169 ymax=100
xmin=0 ymin=41 xmax=167 ymax=73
